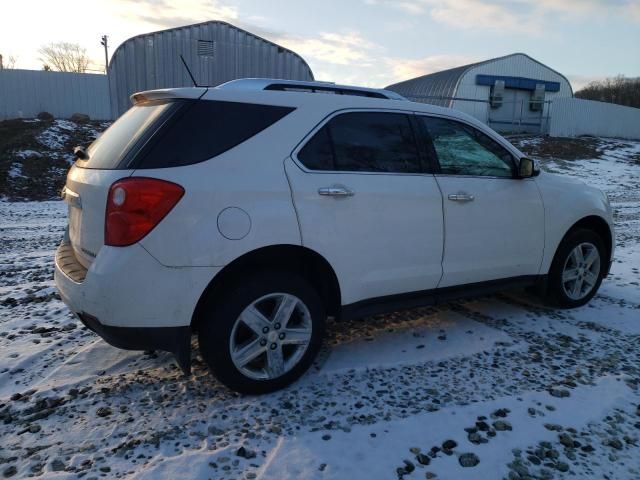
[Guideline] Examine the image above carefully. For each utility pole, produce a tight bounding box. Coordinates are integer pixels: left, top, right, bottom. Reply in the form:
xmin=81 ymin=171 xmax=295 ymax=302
xmin=100 ymin=35 xmax=109 ymax=74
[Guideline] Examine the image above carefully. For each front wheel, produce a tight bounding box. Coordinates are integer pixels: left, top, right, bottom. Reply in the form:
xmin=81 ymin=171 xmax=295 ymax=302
xmin=545 ymin=229 xmax=606 ymax=308
xmin=198 ymin=271 xmax=325 ymax=394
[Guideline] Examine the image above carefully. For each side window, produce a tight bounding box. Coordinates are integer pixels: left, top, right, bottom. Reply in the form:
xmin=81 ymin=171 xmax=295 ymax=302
xmin=420 ymin=117 xmax=515 ymax=177
xmin=134 ymin=101 xmax=295 ymax=169
xmin=298 ymin=125 xmax=333 ymax=171
xmin=297 ymin=112 xmax=421 ymax=173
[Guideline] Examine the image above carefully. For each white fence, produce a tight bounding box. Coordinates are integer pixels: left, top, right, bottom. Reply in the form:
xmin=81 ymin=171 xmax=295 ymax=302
xmin=0 ymin=69 xmax=111 ymax=120
xmin=549 ymin=98 xmax=640 ymax=140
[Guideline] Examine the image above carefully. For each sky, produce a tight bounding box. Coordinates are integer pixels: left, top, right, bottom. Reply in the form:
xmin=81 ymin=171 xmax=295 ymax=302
xmin=1 ymin=0 xmax=639 ymax=91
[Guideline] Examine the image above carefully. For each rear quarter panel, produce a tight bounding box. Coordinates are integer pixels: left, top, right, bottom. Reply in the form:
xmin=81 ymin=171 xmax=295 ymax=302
xmin=137 ymin=108 xmax=324 ymax=267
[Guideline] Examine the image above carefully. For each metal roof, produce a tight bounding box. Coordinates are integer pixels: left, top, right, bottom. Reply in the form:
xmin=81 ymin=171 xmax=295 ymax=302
xmin=108 ymin=20 xmax=314 ymax=117
xmin=385 ymin=53 xmax=572 ymax=106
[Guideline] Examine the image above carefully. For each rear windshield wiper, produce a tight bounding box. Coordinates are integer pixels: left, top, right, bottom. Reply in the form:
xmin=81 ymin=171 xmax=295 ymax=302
xmin=73 ymin=146 xmax=89 ymax=160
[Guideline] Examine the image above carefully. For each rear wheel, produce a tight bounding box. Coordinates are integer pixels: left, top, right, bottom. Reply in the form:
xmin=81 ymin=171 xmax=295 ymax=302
xmin=545 ymin=229 xmax=606 ymax=308
xmin=198 ymin=271 xmax=325 ymax=394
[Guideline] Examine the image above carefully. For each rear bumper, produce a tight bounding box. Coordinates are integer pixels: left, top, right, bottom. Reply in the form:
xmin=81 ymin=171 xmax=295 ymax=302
xmin=54 ymin=238 xmax=218 ymax=328
xmin=54 ymin=237 xmax=220 ymax=371
xmin=78 ymin=312 xmax=192 ymax=373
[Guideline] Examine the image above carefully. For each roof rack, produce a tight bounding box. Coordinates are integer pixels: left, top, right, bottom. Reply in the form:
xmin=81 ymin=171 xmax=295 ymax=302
xmin=216 ymin=78 xmax=407 ymax=101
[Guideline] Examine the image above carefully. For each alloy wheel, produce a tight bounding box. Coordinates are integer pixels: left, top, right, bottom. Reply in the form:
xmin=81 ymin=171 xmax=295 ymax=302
xmin=229 ymin=293 xmax=313 ymax=380
xmin=561 ymin=242 xmax=601 ymax=301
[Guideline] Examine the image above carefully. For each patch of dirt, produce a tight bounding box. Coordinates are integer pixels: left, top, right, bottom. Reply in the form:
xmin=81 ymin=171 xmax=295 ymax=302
xmin=0 ymin=118 xmax=109 ymax=201
xmin=509 ymin=135 xmax=602 ymax=161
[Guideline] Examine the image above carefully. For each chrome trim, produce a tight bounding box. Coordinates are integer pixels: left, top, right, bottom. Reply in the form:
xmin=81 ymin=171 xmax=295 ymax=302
xmin=318 ymin=185 xmax=354 ymax=197
xmin=448 ymin=192 xmax=474 ymax=202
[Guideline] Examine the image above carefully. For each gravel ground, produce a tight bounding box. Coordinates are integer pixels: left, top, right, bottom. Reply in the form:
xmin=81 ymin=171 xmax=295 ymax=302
xmin=0 ymin=136 xmax=639 ymax=479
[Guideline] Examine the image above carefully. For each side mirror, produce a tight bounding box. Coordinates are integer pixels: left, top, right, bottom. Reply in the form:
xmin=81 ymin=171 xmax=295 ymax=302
xmin=518 ymin=157 xmax=537 ymax=178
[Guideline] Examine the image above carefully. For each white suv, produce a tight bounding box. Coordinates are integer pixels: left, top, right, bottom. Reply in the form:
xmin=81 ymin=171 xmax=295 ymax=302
xmin=54 ymin=79 xmax=614 ymax=393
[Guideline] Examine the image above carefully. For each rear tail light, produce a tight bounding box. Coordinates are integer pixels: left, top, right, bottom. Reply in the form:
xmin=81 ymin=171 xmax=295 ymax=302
xmin=105 ymin=177 xmax=184 ymax=247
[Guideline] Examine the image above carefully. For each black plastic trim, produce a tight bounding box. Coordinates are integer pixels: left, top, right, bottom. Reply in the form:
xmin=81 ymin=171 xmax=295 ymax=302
xmin=340 ymin=275 xmax=541 ymax=320
xmin=78 ymin=313 xmax=192 ymax=375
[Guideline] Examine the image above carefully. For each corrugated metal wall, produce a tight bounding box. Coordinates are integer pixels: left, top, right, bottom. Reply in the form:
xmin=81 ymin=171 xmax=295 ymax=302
xmin=549 ymin=98 xmax=640 ymax=139
xmin=386 ymin=65 xmax=470 ymax=107
xmin=109 ymin=21 xmax=314 ymax=117
xmin=0 ymin=69 xmax=111 ymax=120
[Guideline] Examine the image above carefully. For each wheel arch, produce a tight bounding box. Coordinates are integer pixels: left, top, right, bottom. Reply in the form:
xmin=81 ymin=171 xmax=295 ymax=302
xmin=191 ymin=244 xmax=341 ymax=330
xmin=556 ymin=215 xmax=613 ymax=274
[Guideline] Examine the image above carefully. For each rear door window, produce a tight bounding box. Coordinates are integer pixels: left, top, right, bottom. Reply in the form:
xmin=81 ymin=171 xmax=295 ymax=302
xmin=297 ymin=111 xmax=422 ymax=173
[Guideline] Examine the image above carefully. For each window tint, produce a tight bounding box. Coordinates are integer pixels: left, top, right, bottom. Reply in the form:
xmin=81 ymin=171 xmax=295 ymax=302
xmin=82 ymin=101 xmax=176 ymax=169
xmin=298 ymin=125 xmax=333 ymax=170
xmin=133 ymin=101 xmax=294 ymax=169
xmin=420 ymin=117 xmax=515 ymax=177
xmin=298 ymin=112 xmax=421 ymax=173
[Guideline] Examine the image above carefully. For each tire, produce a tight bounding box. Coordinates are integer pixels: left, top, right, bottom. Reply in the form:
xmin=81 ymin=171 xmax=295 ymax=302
xmin=544 ymin=228 xmax=606 ymax=308
xmin=198 ymin=271 xmax=325 ymax=394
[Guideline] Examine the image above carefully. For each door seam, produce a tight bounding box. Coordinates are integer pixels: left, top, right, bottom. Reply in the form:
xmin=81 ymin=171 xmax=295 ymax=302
xmin=282 ymin=156 xmax=305 ymax=246
xmin=433 ymin=175 xmax=446 ymax=289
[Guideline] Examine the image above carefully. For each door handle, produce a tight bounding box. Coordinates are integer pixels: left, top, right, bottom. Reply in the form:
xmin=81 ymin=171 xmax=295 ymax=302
xmin=318 ymin=185 xmax=354 ymax=197
xmin=448 ymin=192 xmax=474 ymax=202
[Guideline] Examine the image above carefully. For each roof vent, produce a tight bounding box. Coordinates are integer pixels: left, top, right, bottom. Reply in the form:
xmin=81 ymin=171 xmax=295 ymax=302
xmin=197 ymin=40 xmax=215 ymax=57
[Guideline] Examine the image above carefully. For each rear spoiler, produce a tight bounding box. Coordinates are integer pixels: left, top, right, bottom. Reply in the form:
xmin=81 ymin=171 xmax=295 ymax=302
xmin=130 ymin=87 xmax=208 ymax=106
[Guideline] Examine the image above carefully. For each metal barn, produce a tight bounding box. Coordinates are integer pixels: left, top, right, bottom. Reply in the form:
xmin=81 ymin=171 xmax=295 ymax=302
xmin=386 ymin=53 xmax=573 ymax=133
xmin=108 ymin=21 xmax=314 ymax=117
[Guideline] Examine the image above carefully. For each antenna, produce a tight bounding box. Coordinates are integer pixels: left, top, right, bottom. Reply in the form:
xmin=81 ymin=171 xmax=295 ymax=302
xmin=179 ymin=54 xmax=198 ymax=87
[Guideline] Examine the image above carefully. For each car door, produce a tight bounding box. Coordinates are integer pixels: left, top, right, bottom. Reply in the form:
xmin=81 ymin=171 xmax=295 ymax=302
xmin=284 ymin=110 xmax=444 ymax=306
xmin=417 ymin=115 xmax=545 ymax=288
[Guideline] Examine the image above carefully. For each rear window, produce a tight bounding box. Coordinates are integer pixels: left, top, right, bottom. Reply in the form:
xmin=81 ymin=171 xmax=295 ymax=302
xmin=81 ymin=101 xmax=176 ymax=169
xmin=79 ymin=100 xmax=294 ymax=170
xmin=133 ymin=101 xmax=295 ymax=169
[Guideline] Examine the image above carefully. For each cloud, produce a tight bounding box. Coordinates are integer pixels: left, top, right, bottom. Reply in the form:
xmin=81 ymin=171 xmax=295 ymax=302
xmin=628 ymin=0 xmax=640 ymax=21
xmin=277 ymin=32 xmax=382 ymax=67
xmin=385 ymin=54 xmax=478 ymax=83
xmin=427 ymin=0 xmax=523 ymax=31
xmin=270 ymin=31 xmax=467 ymax=87
xmin=566 ymin=74 xmax=608 ymax=92
xmin=363 ymin=0 xmax=640 ymax=33
xmin=111 ymin=0 xmax=238 ymax=30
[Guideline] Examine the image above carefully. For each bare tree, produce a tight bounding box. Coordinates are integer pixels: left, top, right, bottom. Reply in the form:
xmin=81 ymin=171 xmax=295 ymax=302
xmin=0 ymin=54 xmax=18 ymax=70
xmin=38 ymin=42 xmax=90 ymax=73
xmin=575 ymin=75 xmax=640 ymax=109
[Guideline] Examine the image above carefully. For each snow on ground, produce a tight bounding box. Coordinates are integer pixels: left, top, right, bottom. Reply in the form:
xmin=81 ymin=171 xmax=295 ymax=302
xmin=13 ymin=151 xmax=43 ymax=160
xmin=1 ymin=118 xmax=110 ymax=201
xmin=7 ymin=164 xmax=24 ymax=180
xmin=35 ymin=120 xmax=79 ymax=151
xmin=0 ymin=137 xmax=639 ymax=480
